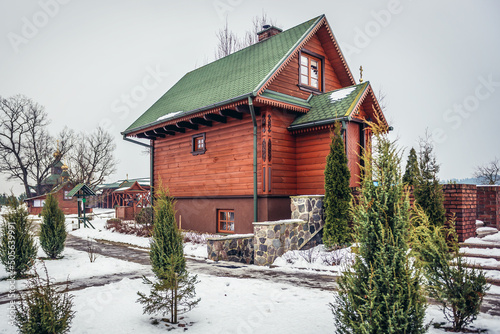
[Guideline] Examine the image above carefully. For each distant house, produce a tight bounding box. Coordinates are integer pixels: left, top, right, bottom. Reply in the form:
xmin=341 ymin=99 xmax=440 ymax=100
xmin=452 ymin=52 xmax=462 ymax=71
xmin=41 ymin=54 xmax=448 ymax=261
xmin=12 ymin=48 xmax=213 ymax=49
xmin=25 ymin=181 xmax=82 ymax=215
xmin=123 ymin=15 xmax=387 ymax=234
xmin=95 ymin=177 xmax=150 ymax=209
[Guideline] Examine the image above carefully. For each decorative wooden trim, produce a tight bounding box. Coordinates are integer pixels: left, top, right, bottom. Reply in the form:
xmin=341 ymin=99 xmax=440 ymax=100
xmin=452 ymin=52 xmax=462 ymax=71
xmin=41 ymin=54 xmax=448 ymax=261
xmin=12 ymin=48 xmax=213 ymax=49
xmin=268 ymin=167 xmax=272 ymax=192
xmin=263 ymin=167 xmax=266 ymax=192
xmin=127 ymin=99 xmax=247 ymax=137
xmin=253 ymin=96 xmax=309 ymax=113
xmin=204 ymin=113 xmax=227 ymax=123
xmin=177 ymin=121 xmax=198 ymax=130
xmin=191 ymin=132 xmax=206 ymax=156
xmin=220 ymin=109 xmax=243 ymax=119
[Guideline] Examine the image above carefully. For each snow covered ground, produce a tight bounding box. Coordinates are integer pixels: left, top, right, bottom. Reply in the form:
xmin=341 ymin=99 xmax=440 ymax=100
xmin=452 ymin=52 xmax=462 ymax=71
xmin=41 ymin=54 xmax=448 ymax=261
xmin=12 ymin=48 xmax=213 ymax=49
xmin=1 ymin=271 xmax=499 ymax=333
xmin=67 ymin=209 xmax=207 ymax=259
xmin=1 ymin=209 xmax=499 ymax=332
xmin=0 ymin=237 xmax=150 ymax=295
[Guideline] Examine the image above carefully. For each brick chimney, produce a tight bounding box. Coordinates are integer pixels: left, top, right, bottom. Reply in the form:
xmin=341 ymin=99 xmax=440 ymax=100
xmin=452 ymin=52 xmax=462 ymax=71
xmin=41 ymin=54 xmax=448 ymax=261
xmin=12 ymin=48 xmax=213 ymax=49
xmin=257 ymin=25 xmax=283 ymax=42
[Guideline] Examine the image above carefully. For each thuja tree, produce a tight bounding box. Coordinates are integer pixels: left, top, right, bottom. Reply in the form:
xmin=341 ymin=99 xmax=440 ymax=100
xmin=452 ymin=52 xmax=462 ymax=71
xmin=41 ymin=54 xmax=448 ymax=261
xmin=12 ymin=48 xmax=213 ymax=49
xmin=0 ymin=196 xmax=37 ymax=278
xmin=412 ymin=207 xmax=489 ymax=332
xmin=40 ymin=194 xmax=67 ymax=259
xmin=323 ymin=122 xmax=352 ymax=248
xmin=414 ymin=134 xmax=446 ymax=227
xmin=333 ymin=122 xmax=427 ymax=334
xmin=137 ymin=186 xmax=199 ymax=324
xmin=13 ymin=262 xmax=75 ymax=334
xmin=403 ymin=147 xmax=420 ymax=186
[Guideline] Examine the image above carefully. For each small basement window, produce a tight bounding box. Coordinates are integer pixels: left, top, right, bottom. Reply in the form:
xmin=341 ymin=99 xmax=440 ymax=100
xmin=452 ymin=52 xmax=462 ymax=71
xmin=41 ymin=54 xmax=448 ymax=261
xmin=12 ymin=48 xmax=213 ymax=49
xmin=217 ymin=209 xmax=235 ymax=233
xmin=191 ymin=133 xmax=206 ymax=155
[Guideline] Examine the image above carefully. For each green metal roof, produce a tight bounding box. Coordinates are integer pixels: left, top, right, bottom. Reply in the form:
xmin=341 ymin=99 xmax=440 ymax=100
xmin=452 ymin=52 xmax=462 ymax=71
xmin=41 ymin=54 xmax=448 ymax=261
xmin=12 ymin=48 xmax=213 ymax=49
xmin=67 ymin=183 xmax=96 ymax=197
xmin=260 ymin=90 xmax=311 ymax=109
xmin=289 ymin=82 xmax=369 ymax=130
xmin=41 ymin=174 xmax=61 ymax=185
xmin=124 ymin=15 xmax=323 ymax=134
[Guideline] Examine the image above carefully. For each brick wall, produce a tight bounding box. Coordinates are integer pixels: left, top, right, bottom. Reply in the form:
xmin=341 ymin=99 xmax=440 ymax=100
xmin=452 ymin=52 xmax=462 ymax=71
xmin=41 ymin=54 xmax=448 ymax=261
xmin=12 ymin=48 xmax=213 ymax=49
xmin=442 ymin=184 xmax=477 ymax=242
xmin=476 ymin=186 xmax=500 ymax=229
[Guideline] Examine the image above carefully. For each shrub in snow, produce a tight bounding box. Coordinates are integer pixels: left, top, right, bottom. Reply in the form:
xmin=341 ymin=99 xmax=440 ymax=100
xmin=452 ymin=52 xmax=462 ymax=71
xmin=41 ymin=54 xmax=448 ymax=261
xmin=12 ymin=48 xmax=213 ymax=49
xmin=40 ymin=194 xmax=67 ymax=259
xmin=105 ymin=218 xmax=152 ymax=237
xmin=137 ymin=185 xmax=199 ymax=324
xmin=137 ymin=255 xmax=200 ymax=324
xmin=323 ymin=122 xmax=352 ymax=248
xmin=0 ymin=196 xmax=37 ymax=278
xmin=182 ymin=230 xmax=218 ymax=244
xmin=13 ymin=262 xmax=75 ymax=334
xmin=412 ymin=209 xmax=489 ymax=332
xmin=135 ymin=206 xmax=153 ymax=226
xmin=333 ymin=122 xmax=427 ymax=333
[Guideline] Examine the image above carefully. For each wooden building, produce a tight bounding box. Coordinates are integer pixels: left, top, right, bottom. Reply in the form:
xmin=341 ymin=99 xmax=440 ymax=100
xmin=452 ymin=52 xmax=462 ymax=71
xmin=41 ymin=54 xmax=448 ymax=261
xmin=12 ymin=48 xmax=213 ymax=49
xmin=25 ymin=181 xmax=84 ymax=215
xmin=123 ymin=15 xmax=387 ymax=234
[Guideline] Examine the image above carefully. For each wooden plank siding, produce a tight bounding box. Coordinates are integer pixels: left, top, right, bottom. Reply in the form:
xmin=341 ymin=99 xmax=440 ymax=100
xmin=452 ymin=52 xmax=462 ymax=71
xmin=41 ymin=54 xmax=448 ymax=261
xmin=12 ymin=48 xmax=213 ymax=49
xmin=154 ymin=113 xmax=259 ymax=197
xmin=295 ymin=129 xmax=331 ymax=195
xmin=266 ymin=34 xmax=343 ymax=99
xmin=268 ymin=108 xmax=297 ymax=195
xmin=347 ymin=122 xmax=362 ymax=188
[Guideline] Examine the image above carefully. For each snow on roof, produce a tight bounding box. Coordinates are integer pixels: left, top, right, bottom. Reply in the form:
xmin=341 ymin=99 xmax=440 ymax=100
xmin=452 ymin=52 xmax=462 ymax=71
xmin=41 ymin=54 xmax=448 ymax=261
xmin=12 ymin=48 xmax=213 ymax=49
xmin=156 ymin=111 xmax=184 ymax=122
xmin=329 ymin=86 xmax=356 ymax=103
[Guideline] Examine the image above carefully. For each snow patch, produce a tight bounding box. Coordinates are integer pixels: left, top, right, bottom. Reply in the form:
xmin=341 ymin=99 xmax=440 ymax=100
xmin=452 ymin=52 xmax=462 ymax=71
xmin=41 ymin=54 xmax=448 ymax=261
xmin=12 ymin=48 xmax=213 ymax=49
xmin=329 ymin=87 xmax=356 ymax=103
xmin=156 ymin=110 xmax=183 ymax=121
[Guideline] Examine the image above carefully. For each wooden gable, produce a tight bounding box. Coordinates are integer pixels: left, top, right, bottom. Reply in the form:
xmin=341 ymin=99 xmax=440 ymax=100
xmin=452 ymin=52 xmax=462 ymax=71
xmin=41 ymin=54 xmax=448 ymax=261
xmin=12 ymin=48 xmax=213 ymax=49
xmin=263 ymin=19 xmax=354 ymax=101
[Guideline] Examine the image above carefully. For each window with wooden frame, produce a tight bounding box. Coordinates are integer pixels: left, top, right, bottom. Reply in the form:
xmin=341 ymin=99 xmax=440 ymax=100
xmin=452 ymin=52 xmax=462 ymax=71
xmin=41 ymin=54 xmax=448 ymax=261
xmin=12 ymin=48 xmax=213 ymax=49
xmin=299 ymin=51 xmax=324 ymax=92
xmin=191 ymin=133 xmax=206 ymax=155
xmin=63 ymin=190 xmax=72 ymax=201
xmin=217 ymin=209 xmax=235 ymax=233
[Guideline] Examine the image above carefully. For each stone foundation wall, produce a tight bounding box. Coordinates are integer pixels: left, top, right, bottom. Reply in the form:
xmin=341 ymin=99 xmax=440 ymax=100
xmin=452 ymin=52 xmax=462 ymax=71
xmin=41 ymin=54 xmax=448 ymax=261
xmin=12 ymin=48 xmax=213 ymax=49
xmin=290 ymin=195 xmax=325 ymax=243
xmin=442 ymin=184 xmax=477 ymax=242
xmin=253 ymin=219 xmax=306 ymax=266
xmin=477 ymin=186 xmax=500 ymax=229
xmin=206 ymin=234 xmax=254 ymax=264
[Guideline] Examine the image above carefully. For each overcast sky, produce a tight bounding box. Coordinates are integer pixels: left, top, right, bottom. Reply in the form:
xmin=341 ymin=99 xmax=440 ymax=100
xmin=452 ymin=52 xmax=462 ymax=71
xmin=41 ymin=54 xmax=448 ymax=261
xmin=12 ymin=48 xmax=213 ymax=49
xmin=1 ymin=0 xmax=499 ymax=194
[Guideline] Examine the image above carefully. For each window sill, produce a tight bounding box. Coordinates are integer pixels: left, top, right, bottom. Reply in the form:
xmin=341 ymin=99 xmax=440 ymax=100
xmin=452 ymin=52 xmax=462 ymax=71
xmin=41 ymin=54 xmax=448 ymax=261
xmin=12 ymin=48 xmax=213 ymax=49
xmin=191 ymin=150 xmax=206 ymax=156
xmin=297 ymin=84 xmax=322 ymax=94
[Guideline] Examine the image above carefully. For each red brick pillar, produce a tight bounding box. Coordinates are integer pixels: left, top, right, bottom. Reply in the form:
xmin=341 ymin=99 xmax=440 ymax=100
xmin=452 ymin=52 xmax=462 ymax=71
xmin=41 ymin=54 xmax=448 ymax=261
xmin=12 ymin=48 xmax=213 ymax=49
xmin=442 ymin=184 xmax=477 ymax=242
xmin=476 ymin=186 xmax=500 ymax=229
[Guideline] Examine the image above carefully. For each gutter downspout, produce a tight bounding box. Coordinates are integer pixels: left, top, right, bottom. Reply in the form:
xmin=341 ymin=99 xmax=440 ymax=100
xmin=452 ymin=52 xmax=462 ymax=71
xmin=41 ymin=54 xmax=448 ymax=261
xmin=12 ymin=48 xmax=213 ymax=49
xmin=123 ymin=135 xmax=154 ymax=205
xmin=248 ymin=97 xmax=258 ymax=223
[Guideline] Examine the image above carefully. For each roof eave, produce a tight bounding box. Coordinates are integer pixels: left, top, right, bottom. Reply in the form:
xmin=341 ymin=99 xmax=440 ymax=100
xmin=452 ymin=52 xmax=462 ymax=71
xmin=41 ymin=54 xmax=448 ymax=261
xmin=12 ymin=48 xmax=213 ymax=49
xmin=122 ymin=92 xmax=254 ymax=136
xmin=288 ymin=116 xmax=348 ymax=132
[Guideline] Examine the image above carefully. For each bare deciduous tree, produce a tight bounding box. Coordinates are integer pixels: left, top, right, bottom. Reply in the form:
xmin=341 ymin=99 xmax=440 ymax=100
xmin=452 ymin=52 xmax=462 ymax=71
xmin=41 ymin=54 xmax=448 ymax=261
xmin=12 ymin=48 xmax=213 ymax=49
xmin=68 ymin=127 xmax=117 ymax=187
xmin=214 ymin=12 xmax=278 ymax=60
xmin=474 ymin=158 xmax=500 ymax=185
xmin=0 ymin=95 xmax=73 ymax=196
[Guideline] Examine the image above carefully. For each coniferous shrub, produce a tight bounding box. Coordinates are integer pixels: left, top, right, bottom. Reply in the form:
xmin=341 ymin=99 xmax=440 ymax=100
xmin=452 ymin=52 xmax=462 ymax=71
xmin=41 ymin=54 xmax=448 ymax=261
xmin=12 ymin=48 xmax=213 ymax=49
xmin=137 ymin=186 xmax=199 ymax=324
xmin=0 ymin=196 xmax=37 ymax=278
xmin=333 ymin=121 xmax=427 ymax=334
xmin=403 ymin=147 xmax=420 ymax=186
xmin=40 ymin=194 xmax=67 ymax=259
xmin=414 ymin=135 xmax=446 ymax=227
xmin=135 ymin=207 xmax=154 ymax=226
xmin=323 ymin=122 xmax=352 ymax=248
xmin=412 ymin=208 xmax=489 ymax=332
xmin=13 ymin=262 xmax=75 ymax=334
